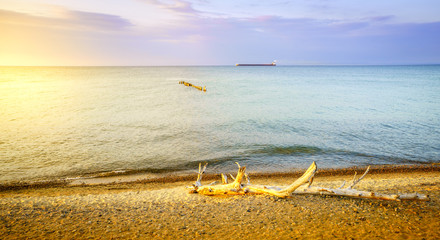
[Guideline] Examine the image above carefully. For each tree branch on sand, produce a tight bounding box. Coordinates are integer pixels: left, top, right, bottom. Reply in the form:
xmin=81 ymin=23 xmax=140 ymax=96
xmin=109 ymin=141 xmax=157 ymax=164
xmin=188 ymin=162 xmax=429 ymax=201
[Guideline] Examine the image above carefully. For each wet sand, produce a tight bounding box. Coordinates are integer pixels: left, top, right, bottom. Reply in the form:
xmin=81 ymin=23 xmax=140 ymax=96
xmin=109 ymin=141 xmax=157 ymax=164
xmin=1 ymin=165 xmax=439 ymax=239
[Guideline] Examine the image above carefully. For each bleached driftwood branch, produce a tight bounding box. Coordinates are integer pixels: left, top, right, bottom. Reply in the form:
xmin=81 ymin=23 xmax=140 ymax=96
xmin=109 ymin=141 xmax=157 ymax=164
xmin=296 ymin=166 xmax=429 ymax=201
xmin=189 ymin=162 xmax=316 ymax=197
xmin=188 ymin=162 xmax=429 ymax=201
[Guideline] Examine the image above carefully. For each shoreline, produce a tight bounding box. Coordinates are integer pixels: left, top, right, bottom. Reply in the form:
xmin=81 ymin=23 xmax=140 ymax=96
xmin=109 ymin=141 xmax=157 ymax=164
xmin=1 ymin=163 xmax=439 ymax=192
xmin=1 ymin=164 xmax=439 ymax=239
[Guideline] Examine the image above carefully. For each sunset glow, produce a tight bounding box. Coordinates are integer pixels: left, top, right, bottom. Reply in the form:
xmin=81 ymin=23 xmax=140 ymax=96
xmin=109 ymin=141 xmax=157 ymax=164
xmin=1 ymin=0 xmax=439 ymax=66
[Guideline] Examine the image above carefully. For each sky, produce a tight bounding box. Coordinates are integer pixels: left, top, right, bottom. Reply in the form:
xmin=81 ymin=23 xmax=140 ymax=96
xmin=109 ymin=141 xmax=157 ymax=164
xmin=1 ymin=0 xmax=440 ymax=66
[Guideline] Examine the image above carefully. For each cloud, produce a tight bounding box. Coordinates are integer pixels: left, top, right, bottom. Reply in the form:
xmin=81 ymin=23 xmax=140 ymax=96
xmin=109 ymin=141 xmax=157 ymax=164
xmin=0 ymin=9 xmax=134 ymax=33
xmin=368 ymin=15 xmax=395 ymax=22
xmin=140 ymin=0 xmax=199 ymax=15
xmin=65 ymin=10 xmax=134 ymax=31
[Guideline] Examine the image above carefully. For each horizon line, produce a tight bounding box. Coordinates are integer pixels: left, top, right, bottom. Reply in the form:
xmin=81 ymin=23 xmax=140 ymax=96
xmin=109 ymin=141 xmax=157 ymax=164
xmin=1 ymin=63 xmax=440 ymax=67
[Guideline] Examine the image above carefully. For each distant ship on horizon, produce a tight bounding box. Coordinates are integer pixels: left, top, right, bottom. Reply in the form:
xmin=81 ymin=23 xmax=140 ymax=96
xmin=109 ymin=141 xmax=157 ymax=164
xmin=236 ymin=60 xmax=276 ymax=66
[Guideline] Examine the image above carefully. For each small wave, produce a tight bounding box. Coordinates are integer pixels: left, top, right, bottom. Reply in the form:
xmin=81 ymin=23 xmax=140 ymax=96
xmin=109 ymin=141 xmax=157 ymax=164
xmin=248 ymin=145 xmax=326 ymax=156
xmin=169 ymin=156 xmax=251 ymax=173
xmin=381 ymin=123 xmax=395 ymax=129
xmin=2 ymin=144 xmax=432 ymax=186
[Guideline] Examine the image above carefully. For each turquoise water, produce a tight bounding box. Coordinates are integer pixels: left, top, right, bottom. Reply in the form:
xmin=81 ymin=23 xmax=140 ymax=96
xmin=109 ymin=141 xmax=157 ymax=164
xmin=1 ymin=65 xmax=439 ymax=182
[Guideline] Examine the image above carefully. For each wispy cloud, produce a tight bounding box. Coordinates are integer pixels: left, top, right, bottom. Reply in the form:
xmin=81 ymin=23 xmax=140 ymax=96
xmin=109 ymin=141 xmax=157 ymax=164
xmin=66 ymin=10 xmax=134 ymax=31
xmin=367 ymin=15 xmax=395 ymax=22
xmin=140 ymin=0 xmax=199 ymax=15
xmin=0 ymin=9 xmax=134 ymax=32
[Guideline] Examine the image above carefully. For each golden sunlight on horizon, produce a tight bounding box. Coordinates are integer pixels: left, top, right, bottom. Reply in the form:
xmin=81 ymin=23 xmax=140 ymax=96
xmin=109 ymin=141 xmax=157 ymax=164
xmin=0 ymin=20 xmax=72 ymax=66
xmin=0 ymin=6 xmax=121 ymax=66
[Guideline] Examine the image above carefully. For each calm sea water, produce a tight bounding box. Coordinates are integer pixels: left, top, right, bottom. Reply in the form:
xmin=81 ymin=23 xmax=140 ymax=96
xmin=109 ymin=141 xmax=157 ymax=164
xmin=1 ymin=65 xmax=439 ymax=182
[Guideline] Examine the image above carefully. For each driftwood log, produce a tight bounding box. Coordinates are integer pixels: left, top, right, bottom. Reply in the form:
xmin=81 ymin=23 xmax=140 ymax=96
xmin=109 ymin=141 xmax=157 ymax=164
xmin=179 ymin=81 xmax=206 ymax=92
xmin=188 ymin=162 xmax=429 ymax=201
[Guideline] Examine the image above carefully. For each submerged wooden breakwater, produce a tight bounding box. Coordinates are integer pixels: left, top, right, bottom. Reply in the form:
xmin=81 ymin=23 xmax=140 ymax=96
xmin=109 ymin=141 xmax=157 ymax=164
xmin=179 ymin=81 xmax=206 ymax=92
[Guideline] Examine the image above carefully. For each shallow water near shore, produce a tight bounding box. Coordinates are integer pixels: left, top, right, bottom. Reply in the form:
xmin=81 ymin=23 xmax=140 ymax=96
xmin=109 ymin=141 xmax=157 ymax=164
xmin=1 ymin=65 xmax=439 ymax=183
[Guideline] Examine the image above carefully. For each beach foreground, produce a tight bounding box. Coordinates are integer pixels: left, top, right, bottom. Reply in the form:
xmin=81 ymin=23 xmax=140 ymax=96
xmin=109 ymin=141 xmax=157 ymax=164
xmin=1 ymin=166 xmax=439 ymax=239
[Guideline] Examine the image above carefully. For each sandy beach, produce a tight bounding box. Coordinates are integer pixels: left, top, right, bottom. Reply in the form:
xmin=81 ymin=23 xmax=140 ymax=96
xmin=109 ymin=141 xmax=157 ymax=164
xmin=1 ymin=165 xmax=439 ymax=239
